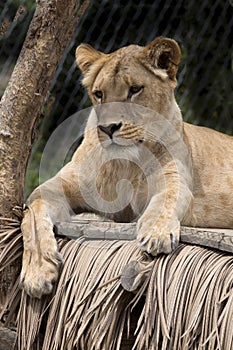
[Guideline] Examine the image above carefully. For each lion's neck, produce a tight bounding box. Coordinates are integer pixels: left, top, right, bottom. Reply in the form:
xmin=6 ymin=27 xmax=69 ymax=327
xmin=166 ymin=98 xmax=183 ymax=135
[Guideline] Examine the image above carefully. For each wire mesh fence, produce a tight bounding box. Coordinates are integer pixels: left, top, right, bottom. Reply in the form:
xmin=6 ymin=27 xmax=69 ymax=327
xmin=49 ymin=0 xmax=233 ymax=134
xmin=1 ymin=0 xmax=233 ymax=193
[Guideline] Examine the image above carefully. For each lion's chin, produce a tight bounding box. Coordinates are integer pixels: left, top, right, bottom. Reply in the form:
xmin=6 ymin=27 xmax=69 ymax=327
xmin=99 ymin=139 xmax=143 ymax=162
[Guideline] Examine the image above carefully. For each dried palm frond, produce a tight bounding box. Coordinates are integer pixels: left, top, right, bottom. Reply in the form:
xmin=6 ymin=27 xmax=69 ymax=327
xmin=0 ymin=214 xmax=23 ymax=272
xmin=0 ymin=214 xmax=23 ymax=318
xmin=1 ymin=220 xmax=233 ymax=350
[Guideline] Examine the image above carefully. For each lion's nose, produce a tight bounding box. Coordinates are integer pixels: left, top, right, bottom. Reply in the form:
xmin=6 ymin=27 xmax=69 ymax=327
xmin=98 ymin=123 xmax=122 ymax=138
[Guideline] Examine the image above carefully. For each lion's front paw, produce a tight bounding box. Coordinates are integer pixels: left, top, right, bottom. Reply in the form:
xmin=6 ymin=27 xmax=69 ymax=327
xmin=137 ymin=215 xmax=180 ymax=255
xmin=20 ymin=236 xmax=63 ymax=299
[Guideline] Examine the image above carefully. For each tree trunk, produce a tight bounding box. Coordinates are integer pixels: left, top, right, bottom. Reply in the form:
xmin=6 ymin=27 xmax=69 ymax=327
xmin=0 ymin=0 xmax=90 ymax=315
xmin=0 ymin=328 xmax=17 ymax=350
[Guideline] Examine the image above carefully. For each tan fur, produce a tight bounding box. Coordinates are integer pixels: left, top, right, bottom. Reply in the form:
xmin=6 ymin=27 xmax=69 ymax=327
xmin=21 ymin=37 xmax=233 ymax=298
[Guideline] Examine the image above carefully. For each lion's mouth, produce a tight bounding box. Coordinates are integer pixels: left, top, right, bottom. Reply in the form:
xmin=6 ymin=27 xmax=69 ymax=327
xmin=100 ymin=137 xmax=140 ymax=149
xmin=97 ymin=123 xmax=144 ymax=147
xmin=99 ymin=135 xmax=144 ymax=149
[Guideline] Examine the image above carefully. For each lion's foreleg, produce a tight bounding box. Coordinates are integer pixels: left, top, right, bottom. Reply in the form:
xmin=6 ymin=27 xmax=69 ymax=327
xmin=137 ymin=160 xmax=192 ymax=255
xmin=20 ymin=162 xmax=84 ymax=298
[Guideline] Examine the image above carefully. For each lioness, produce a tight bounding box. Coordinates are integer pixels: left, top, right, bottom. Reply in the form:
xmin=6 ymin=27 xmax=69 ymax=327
xmin=21 ymin=37 xmax=233 ymax=298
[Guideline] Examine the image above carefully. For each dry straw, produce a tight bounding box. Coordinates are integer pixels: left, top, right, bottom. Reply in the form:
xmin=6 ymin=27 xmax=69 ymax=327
xmin=1 ymin=217 xmax=233 ymax=349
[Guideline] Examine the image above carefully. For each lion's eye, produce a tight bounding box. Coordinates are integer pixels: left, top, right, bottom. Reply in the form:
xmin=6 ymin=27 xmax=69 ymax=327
xmin=128 ymin=85 xmax=144 ymax=99
xmin=93 ymin=90 xmax=103 ymax=100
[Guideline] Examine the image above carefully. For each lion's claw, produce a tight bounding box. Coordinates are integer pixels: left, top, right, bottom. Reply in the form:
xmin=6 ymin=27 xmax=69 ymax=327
xmin=137 ymin=216 xmax=180 ymax=256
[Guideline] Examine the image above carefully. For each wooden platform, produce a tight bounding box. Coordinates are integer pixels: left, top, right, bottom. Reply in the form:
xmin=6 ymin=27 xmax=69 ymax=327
xmin=55 ymin=214 xmax=233 ymax=254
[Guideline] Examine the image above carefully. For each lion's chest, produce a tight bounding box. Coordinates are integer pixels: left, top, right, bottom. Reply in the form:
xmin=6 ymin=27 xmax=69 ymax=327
xmin=79 ymin=157 xmax=150 ymax=221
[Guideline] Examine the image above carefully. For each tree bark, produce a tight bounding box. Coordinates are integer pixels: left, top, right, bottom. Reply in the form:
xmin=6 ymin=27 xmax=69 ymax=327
xmin=0 ymin=0 xmax=83 ymax=219
xmin=0 ymin=0 xmax=90 ymax=315
xmin=0 ymin=328 xmax=17 ymax=350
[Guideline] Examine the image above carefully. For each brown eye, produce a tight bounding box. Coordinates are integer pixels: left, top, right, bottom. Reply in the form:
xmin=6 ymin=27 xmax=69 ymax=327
xmin=128 ymin=85 xmax=144 ymax=99
xmin=93 ymin=90 xmax=103 ymax=100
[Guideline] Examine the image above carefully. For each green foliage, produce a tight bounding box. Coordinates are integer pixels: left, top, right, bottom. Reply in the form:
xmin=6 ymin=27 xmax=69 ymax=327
xmin=10 ymin=0 xmax=35 ymax=9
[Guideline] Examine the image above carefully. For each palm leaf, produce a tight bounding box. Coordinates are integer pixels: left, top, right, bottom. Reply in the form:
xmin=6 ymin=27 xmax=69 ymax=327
xmin=1 ymin=219 xmax=233 ymax=349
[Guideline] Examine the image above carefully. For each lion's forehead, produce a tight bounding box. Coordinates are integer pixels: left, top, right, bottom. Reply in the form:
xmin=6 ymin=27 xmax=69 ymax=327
xmin=94 ymin=45 xmax=142 ymax=87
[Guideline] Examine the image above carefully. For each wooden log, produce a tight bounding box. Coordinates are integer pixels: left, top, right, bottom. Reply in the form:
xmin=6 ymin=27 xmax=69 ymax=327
xmin=55 ymin=220 xmax=137 ymax=241
xmin=55 ymin=215 xmax=233 ymax=254
xmin=0 ymin=327 xmax=16 ymax=350
xmin=180 ymin=226 xmax=233 ymax=253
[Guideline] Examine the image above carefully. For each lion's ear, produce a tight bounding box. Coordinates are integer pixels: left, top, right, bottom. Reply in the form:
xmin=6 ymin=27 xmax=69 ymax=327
xmin=141 ymin=37 xmax=181 ymax=81
xmin=76 ymin=44 xmax=105 ymax=75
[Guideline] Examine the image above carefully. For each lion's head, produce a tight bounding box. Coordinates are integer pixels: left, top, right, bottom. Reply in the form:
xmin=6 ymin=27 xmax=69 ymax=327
xmin=75 ymin=37 xmax=182 ymax=148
